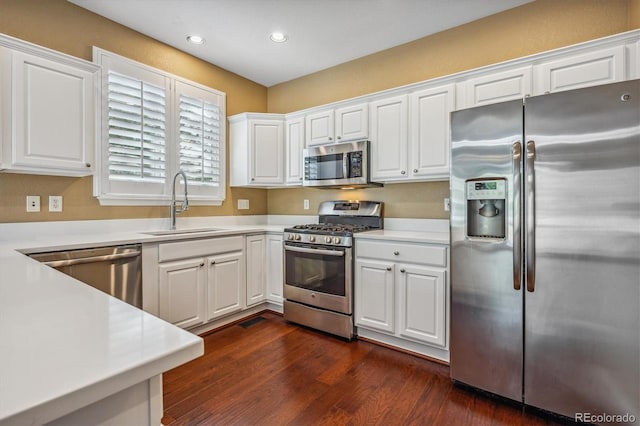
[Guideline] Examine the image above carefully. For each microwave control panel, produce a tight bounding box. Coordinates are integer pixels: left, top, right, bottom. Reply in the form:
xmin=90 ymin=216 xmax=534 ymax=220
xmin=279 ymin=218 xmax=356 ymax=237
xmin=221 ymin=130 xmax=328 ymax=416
xmin=347 ymin=151 xmax=363 ymax=177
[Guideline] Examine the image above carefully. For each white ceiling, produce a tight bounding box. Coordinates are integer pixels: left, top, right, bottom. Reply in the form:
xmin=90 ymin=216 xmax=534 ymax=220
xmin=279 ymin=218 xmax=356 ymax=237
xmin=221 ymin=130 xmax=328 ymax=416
xmin=69 ymin=0 xmax=532 ymax=87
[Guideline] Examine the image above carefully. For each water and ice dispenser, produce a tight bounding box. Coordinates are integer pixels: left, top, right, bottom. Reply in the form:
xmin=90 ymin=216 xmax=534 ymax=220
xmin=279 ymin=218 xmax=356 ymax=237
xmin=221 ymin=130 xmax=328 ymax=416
xmin=466 ymin=179 xmax=506 ymax=239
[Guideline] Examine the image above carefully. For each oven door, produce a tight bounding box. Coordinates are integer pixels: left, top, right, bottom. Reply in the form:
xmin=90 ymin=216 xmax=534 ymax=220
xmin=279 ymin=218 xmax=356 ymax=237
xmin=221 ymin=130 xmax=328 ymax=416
xmin=283 ymin=242 xmax=352 ymax=314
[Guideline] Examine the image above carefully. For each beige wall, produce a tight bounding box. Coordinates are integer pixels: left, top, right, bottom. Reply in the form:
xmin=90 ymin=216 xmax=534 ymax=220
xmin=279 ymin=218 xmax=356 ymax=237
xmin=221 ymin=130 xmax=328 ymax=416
xmin=267 ymin=0 xmax=638 ymax=219
xmin=1 ymin=0 xmax=638 ymax=222
xmin=0 ymin=0 xmax=269 ymax=222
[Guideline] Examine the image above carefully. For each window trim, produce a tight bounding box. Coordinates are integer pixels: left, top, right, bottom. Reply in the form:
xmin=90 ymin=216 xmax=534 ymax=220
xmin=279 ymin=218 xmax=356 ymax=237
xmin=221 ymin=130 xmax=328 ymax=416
xmin=92 ymin=47 xmax=226 ymax=206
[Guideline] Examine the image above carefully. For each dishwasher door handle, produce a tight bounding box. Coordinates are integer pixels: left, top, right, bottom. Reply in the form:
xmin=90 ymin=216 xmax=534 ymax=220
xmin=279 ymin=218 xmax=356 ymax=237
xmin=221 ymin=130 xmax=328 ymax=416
xmin=41 ymin=250 xmax=141 ymax=268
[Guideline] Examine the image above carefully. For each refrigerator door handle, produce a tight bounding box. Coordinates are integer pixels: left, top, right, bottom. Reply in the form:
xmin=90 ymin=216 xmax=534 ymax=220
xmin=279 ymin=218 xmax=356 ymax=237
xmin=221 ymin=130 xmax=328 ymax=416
xmin=512 ymin=141 xmax=522 ymax=291
xmin=526 ymin=140 xmax=536 ymax=292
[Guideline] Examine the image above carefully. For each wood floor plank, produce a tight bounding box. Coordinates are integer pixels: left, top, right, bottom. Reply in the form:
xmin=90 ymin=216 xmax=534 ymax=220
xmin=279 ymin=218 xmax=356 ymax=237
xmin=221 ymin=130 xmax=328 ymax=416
xmin=162 ymin=312 xmax=565 ymax=426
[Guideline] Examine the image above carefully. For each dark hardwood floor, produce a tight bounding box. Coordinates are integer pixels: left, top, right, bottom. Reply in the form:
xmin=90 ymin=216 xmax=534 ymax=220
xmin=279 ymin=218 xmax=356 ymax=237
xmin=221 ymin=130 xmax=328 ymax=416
xmin=162 ymin=312 xmax=563 ymax=425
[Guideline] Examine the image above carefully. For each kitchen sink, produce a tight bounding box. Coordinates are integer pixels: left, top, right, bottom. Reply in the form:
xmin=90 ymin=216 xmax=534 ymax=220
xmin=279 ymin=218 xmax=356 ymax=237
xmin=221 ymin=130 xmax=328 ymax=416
xmin=142 ymin=228 xmax=225 ymax=236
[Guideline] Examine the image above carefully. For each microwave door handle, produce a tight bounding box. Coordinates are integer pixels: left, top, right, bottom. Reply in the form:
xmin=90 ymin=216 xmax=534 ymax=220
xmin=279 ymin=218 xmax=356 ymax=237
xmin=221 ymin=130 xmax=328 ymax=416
xmin=343 ymin=153 xmax=349 ymax=178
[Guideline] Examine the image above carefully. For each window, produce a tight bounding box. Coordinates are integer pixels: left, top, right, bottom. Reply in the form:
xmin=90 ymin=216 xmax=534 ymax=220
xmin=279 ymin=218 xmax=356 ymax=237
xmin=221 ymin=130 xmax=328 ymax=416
xmin=93 ymin=48 xmax=226 ymax=205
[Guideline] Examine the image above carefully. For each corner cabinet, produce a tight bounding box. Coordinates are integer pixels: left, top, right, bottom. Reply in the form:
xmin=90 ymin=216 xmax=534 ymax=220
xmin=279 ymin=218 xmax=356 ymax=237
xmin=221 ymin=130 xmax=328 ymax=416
xmin=229 ymin=113 xmax=285 ymax=187
xmin=0 ymin=34 xmax=98 ymax=176
xmin=355 ymin=237 xmax=448 ymax=360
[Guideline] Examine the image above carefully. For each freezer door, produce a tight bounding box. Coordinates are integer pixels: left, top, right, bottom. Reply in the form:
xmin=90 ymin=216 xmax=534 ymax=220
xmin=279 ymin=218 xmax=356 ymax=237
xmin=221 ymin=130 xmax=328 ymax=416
xmin=450 ymin=99 xmax=524 ymax=401
xmin=524 ymin=80 xmax=640 ymax=422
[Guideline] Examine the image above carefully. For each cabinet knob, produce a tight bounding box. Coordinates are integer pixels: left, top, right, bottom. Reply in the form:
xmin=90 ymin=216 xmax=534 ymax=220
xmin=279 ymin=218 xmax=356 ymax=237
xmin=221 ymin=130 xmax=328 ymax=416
xmin=337 ymin=136 xmax=341 ymax=140
xmin=211 ymin=260 xmax=216 ymax=265
xmin=85 ymin=163 xmax=91 ymax=168
xmin=413 ymin=169 xmax=418 ymax=173
xmin=401 ymin=170 xmax=406 ymax=175
xmin=400 ymin=268 xmax=406 ymax=273
xmin=200 ymin=262 xmax=205 ymax=267
xmin=251 ymin=178 xmax=255 ymax=181
xmin=393 ymin=251 xmax=399 ymax=255
xmin=386 ymin=267 xmax=392 ymax=271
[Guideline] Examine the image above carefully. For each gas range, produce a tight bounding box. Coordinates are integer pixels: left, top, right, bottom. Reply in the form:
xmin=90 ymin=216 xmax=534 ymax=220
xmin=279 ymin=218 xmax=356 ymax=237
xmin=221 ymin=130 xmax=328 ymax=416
xmin=283 ymin=200 xmax=383 ymax=340
xmin=284 ymin=201 xmax=383 ymax=247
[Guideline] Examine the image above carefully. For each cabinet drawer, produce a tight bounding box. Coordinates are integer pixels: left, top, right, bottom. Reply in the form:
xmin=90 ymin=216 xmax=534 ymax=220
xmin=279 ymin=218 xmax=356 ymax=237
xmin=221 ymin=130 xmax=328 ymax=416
xmin=355 ymin=240 xmax=447 ymax=267
xmin=159 ymin=236 xmax=243 ymax=262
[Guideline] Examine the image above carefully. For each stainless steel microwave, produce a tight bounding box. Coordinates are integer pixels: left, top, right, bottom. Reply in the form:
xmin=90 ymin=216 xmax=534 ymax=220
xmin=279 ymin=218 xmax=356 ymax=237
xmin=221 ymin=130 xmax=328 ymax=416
xmin=302 ymin=140 xmax=381 ymax=188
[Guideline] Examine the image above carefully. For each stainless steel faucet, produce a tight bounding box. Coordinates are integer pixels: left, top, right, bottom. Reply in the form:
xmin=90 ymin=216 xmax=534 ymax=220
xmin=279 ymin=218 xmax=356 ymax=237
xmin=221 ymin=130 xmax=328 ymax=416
xmin=170 ymin=171 xmax=189 ymax=230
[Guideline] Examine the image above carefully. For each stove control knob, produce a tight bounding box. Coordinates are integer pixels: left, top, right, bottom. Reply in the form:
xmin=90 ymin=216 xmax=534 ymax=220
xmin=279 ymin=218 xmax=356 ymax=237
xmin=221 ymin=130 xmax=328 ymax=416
xmin=287 ymin=234 xmax=294 ymax=240
xmin=325 ymin=236 xmax=332 ymax=243
xmin=295 ymin=234 xmax=301 ymax=241
xmin=334 ymin=237 xmax=341 ymax=244
xmin=309 ymin=236 xmax=316 ymax=242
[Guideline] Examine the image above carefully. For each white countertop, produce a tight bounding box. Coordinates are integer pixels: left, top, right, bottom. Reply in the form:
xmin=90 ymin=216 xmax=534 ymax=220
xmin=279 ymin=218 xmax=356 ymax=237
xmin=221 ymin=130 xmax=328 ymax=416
xmin=0 ymin=220 xmax=292 ymax=425
xmin=0 ymin=215 xmax=447 ymax=424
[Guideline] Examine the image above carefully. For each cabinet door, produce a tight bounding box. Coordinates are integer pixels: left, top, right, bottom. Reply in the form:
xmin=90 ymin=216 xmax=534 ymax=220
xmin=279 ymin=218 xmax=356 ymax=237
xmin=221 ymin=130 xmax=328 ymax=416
xmin=206 ymin=251 xmax=245 ymax=321
xmin=249 ymin=119 xmax=284 ymax=185
xmin=305 ymin=110 xmax=334 ymax=146
xmin=158 ymin=258 xmax=205 ymax=329
xmin=266 ymin=234 xmax=284 ymax=304
xmin=409 ymin=84 xmax=455 ymax=179
xmin=11 ymin=51 xmax=94 ymax=175
xmin=463 ymin=66 xmax=532 ymax=108
xmin=534 ymin=46 xmax=625 ymax=95
xmin=246 ymin=235 xmax=266 ymax=306
xmin=355 ymin=259 xmax=395 ymax=333
xmin=285 ymin=116 xmax=304 ymax=185
xmin=398 ymin=264 xmax=446 ymax=347
xmin=370 ymin=95 xmax=409 ymax=180
xmin=335 ymin=103 xmax=368 ymax=142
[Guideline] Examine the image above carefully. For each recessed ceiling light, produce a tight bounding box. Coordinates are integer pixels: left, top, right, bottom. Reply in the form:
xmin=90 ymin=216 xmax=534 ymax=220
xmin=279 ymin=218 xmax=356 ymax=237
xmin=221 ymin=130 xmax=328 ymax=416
xmin=269 ymin=32 xmax=288 ymax=43
xmin=186 ymin=35 xmax=205 ymax=45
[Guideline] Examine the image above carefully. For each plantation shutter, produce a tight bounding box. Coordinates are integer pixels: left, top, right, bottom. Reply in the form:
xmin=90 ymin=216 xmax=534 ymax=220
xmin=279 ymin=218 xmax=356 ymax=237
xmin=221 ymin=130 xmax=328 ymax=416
xmin=107 ymin=71 xmax=166 ymax=182
xmin=178 ymin=94 xmax=221 ymax=186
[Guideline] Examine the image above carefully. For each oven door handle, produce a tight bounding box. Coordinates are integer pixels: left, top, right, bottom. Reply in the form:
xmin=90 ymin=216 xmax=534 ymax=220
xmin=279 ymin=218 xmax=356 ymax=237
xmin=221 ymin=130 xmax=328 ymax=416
xmin=284 ymin=245 xmax=345 ymax=257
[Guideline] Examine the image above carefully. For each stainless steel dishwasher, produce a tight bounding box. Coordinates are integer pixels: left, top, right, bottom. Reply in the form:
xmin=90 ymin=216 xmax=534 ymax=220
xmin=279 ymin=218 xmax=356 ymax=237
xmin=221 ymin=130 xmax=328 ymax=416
xmin=30 ymin=244 xmax=142 ymax=308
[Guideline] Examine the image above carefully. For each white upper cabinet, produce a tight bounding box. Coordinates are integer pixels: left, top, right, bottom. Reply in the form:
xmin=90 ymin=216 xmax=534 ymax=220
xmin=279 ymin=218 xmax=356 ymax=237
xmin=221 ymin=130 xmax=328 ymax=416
xmin=371 ymin=86 xmax=454 ymax=183
xmin=409 ymin=84 xmax=455 ymax=180
xmin=533 ymin=45 xmax=625 ymax=95
xmin=285 ymin=115 xmax=304 ymax=185
xmin=305 ymin=109 xmax=334 ymax=146
xmin=0 ymin=35 xmax=98 ymax=176
xmin=305 ymin=103 xmax=368 ymax=146
xmin=229 ymin=113 xmax=284 ymax=187
xmin=369 ymin=95 xmax=409 ymax=181
xmin=334 ymin=103 xmax=368 ymax=142
xmin=459 ymin=66 xmax=533 ymax=109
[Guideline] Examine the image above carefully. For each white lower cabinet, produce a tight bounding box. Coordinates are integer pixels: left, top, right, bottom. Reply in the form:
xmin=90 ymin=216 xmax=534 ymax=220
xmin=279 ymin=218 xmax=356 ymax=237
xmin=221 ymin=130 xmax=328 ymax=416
xmin=355 ymin=238 xmax=448 ymax=350
xmin=206 ymin=251 xmax=245 ymax=321
xmin=155 ymin=236 xmax=246 ymax=329
xmin=159 ymin=258 xmax=206 ymax=329
xmin=246 ymin=234 xmax=266 ymax=306
xmin=265 ymin=233 xmax=284 ymax=305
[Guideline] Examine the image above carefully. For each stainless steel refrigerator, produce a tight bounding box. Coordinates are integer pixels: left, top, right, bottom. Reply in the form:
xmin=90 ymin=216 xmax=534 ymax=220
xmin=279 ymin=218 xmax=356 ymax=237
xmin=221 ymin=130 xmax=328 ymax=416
xmin=450 ymin=79 xmax=639 ymax=424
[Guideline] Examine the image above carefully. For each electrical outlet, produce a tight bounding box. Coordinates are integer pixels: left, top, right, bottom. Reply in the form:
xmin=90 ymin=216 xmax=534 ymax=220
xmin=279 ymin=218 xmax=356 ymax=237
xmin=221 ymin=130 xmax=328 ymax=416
xmin=49 ymin=195 xmax=63 ymax=212
xmin=237 ymin=199 xmax=249 ymax=210
xmin=26 ymin=196 xmax=40 ymax=212
xmin=444 ymin=198 xmax=451 ymax=212
xmin=303 ymin=199 xmax=310 ymax=210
